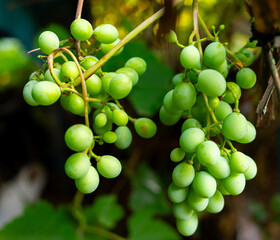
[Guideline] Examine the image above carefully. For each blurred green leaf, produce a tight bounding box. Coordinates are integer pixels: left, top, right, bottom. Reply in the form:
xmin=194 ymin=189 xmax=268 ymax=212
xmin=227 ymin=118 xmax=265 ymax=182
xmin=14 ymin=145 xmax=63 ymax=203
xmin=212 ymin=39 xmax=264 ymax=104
xmin=0 ymin=201 xmax=77 ymax=240
xmin=84 ymin=194 xmax=125 ymax=230
xmin=249 ymin=200 xmax=268 ymax=223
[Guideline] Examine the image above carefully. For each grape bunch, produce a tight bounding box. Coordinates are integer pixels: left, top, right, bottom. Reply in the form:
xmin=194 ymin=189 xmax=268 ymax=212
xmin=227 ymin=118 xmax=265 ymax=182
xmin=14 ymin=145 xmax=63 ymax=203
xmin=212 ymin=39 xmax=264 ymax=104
xmin=161 ymin=39 xmax=258 ymax=236
xmin=23 ymin=18 xmax=157 ymax=194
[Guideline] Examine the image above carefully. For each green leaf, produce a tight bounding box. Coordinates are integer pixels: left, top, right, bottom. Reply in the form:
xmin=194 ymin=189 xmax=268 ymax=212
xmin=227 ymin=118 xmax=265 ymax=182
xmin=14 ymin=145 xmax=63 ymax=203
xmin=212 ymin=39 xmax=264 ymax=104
xmin=0 ymin=201 xmax=78 ymax=240
xmin=84 ymin=194 xmax=125 ymax=230
xmin=128 ymin=209 xmax=182 ymax=240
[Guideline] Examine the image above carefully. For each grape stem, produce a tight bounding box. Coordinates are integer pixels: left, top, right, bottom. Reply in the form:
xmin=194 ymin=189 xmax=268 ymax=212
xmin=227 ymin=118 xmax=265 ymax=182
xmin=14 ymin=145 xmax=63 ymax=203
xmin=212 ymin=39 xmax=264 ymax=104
xmin=202 ymin=93 xmax=218 ymax=123
xmin=74 ymin=0 xmax=84 ymax=60
xmin=192 ymin=0 xmax=203 ymax=58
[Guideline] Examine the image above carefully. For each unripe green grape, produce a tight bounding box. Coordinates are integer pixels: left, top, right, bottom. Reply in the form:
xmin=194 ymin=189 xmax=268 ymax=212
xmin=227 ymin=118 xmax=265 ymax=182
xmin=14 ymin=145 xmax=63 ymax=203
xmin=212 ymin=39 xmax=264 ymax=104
xmin=93 ymin=24 xmax=119 ymax=44
xmin=32 ymin=81 xmax=61 ymax=106
xmin=244 ymin=156 xmax=257 ymax=180
xmin=70 ymin=18 xmax=93 ymax=41
xmin=207 ymin=156 xmax=230 ymax=179
xmin=206 ymin=190 xmax=224 ymax=213
xmin=197 ymin=69 xmax=226 ymax=97
xmin=44 ymin=68 xmax=60 ymax=83
xmin=179 ymin=128 xmax=205 ymax=153
xmin=38 ymin=31 xmax=59 ymax=55
xmin=124 ymin=57 xmax=147 ymax=76
xmin=112 ymin=109 xmax=128 ymax=126
xmin=93 ymin=120 xmax=113 ymax=135
xmin=134 ymin=118 xmax=157 ymax=139
xmin=65 ymin=124 xmax=93 ymax=152
xmin=236 ymin=68 xmax=256 ymax=89
xmin=204 ymin=42 xmax=226 ymax=68
xmin=103 ymin=131 xmax=117 ymax=144
xmin=75 ymin=166 xmax=99 ymax=194
xmin=60 ymin=94 xmax=70 ymax=111
xmin=192 ymin=171 xmax=217 ymax=198
xmin=102 ymin=72 xmax=118 ymax=93
xmin=237 ymin=121 xmax=256 ymax=144
xmin=187 ymin=188 xmax=209 ymax=212
xmin=210 ymin=125 xmax=221 ymax=137
xmin=94 ymin=112 xmax=107 ymax=128
xmin=222 ymin=112 xmax=248 ymax=141
xmin=172 ymin=162 xmax=195 ymax=188
xmin=237 ymin=49 xmax=254 ymax=67
xmin=100 ymin=38 xmax=123 ymax=56
xmin=159 ymin=106 xmax=181 ymax=126
xmin=29 ymin=71 xmax=38 ymax=80
xmin=77 ymin=104 xmax=92 ymax=117
xmin=97 ymin=155 xmax=122 ymax=178
xmin=180 ymin=45 xmax=200 ymax=69
xmin=86 ymin=74 xmax=102 ymax=96
xmin=173 ymin=82 xmax=196 ymax=111
xmin=173 ymin=201 xmax=194 ymax=220
xmin=191 ymin=104 xmax=207 ymax=123
xmin=214 ymin=100 xmax=232 ymax=121
xmin=108 ymin=74 xmax=132 ymax=99
xmin=23 ymin=80 xmax=39 ymax=106
xmin=68 ymin=93 xmax=85 ymax=115
xmin=80 ymin=56 xmax=101 ymax=74
xmin=172 ymin=73 xmax=185 ymax=87
xmin=208 ymin=96 xmax=220 ymax=109
xmin=197 ymin=140 xmax=220 ymax=167
xmin=163 ymin=90 xmax=182 ymax=115
xmin=114 ymin=126 xmax=132 ymax=150
xmin=164 ymin=30 xmax=178 ymax=43
xmin=60 ymin=61 xmax=79 ymax=82
xmin=64 ymin=153 xmax=90 ymax=179
xmin=217 ymin=180 xmax=230 ymax=195
xmin=181 ymin=118 xmax=202 ymax=133
xmin=222 ymin=172 xmax=246 ymax=195
xmin=170 ymin=148 xmax=185 ymax=162
xmin=212 ymin=59 xmax=228 ymax=78
xmin=89 ymin=91 xmax=108 ymax=109
xmin=229 ymin=151 xmax=249 ymax=173
xmin=223 ymin=82 xmax=241 ymax=104
xmin=168 ymin=183 xmax=188 ymax=203
xmin=116 ymin=67 xmax=139 ymax=86
xmin=176 ymin=212 xmax=198 ymax=237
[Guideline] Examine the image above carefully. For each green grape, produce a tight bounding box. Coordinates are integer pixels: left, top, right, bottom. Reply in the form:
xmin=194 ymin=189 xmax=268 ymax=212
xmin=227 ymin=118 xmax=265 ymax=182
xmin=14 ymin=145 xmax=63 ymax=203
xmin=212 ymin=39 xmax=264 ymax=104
xmin=68 ymin=93 xmax=85 ymax=115
xmin=124 ymin=57 xmax=147 ymax=76
xmin=65 ymin=124 xmax=93 ymax=152
xmin=176 ymin=212 xmax=198 ymax=237
xmin=204 ymin=42 xmax=226 ymax=68
xmin=236 ymin=68 xmax=257 ymax=89
xmin=180 ymin=45 xmax=200 ymax=69
xmin=165 ymin=30 xmax=178 ymax=43
xmin=187 ymin=188 xmax=209 ymax=212
xmin=108 ymin=74 xmax=132 ymax=99
xmin=217 ymin=180 xmax=230 ymax=195
xmin=222 ymin=112 xmax=248 ymax=141
xmin=207 ymin=156 xmax=230 ymax=179
xmin=206 ymin=190 xmax=224 ymax=213
xmin=173 ymin=201 xmax=194 ymax=220
xmin=192 ymin=171 xmax=217 ymax=198
xmin=229 ymin=151 xmax=249 ymax=173
xmin=191 ymin=104 xmax=207 ymax=123
xmin=208 ymin=97 xmax=220 ymax=109
xmin=29 ymin=71 xmax=37 ymax=80
xmin=222 ymin=172 xmax=246 ymax=195
xmin=94 ymin=112 xmax=107 ymax=128
xmin=100 ymin=38 xmax=123 ymax=56
xmin=163 ymin=90 xmax=182 ymax=115
xmin=112 ymin=109 xmax=128 ymax=126
xmin=172 ymin=73 xmax=185 ymax=87
xmin=197 ymin=69 xmax=226 ymax=97
xmin=223 ymin=82 xmax=241 ymax=104
xmin=173 ymin=82 xmax=196 ymax=111
xmin=103 ymin=131 xmax=117 ymax=144
xmin=60 ymin=94 xmax=70 ymax=111
xmin=237 ymin=49 xmax=254 ymax=67
xmin=75 ymin=166 xmax=99 ymax=194
xmin=172 ymin=162 xmax=195 ymax=188
xmin=23 ymin=80 xmax=39 ymax=106
xmin=114 ymin=126 xmax=132 ymax=150
xmin=44 ymin=68 xmax=60 ymax=83
xmin=168 ymin=183 xmax=188 ymax=203
xmin=181 ymin=118 xmax=202 ymax=133
xmin=70 ymin=18 xmax=93 ymax=41
xmin=170 ymin=148 xmax=186 ymax=162
xmin=102 ymin=72 xmax=118 ymax=93
xmin=86 ymin=74 xmax=102 ymax=96
xmin=93 ymin=24 xmax=119 ymax=44
xmin=197 ymin=140 xmax=220 ymax=167
xmin=32 ymin=81 xmax=61 ymax=106
xmin=244 ymin=156 xmax=257 ymax=180
xmin=210 ymin=125 xmax=221 ymax=137
xmin=116 ymin=67 xmax=139 ymax=86
xmin=80 ymin=55 xmax=101 ymax=74
xmin=60 ymin=61 xmax=79 ymax=82
xmin=212 ymin=59 xmax=228 ymax=78
xmin=179 ymin=128 xmax=205 ymax=153
xmin=159 ymin=106 xmax=181 ymax=126
xmin=38 ymin=31 xmax=59 ymax=55
xmin=189 ymin=69 xmax=198 ymax=84
xmin=134 ymin=118 xmax=157 ymax=139
xmin=97 ymin=155 xmax=122 ymax=178
xmin=214 ymin=100 xmax=232 ymax=121
xmin=237 ymin=121 xmax=256 ymax=144
xmin=64 ymin=153 xmax=90 ymax=179
xmin=93 ymin=120 xmax=113 ymax=136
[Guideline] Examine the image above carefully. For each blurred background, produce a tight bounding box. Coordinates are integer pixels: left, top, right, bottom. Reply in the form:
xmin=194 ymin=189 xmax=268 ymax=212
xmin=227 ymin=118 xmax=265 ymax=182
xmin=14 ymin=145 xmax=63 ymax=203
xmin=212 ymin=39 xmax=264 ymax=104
xmin=0 ymin=0 xmax=280 ymax=239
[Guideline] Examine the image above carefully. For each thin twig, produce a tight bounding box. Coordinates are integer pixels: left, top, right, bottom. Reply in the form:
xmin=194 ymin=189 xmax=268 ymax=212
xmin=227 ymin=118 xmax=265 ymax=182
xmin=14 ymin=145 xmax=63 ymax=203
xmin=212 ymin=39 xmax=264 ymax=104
xmin=74 ymin=0 xmax=84 ymax=60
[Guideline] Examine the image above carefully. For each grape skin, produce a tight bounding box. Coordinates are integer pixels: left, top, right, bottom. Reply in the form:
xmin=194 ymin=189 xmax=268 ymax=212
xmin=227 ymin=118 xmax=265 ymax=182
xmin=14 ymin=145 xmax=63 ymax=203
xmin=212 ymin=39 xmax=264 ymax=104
xmin=97 ymin=155 xmax=122 ymax=178
xmin=70 ymin=18 xmax=93 ymax=41
xmin=38 ymin=31 xmax=59 ymax=55
xmin=75 ymin=166 xmax=99 ymax=194
xmin=172 ymin=162 xmax=195 ymax=188
xmin=64 ymin=153 xmax=90 ymax=179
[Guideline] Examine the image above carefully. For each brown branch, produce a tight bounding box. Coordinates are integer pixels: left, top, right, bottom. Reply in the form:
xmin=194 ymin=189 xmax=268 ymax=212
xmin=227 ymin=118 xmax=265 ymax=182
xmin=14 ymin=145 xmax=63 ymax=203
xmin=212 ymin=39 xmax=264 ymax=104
xmin=74 ymin=0 xmax=84 ymax=60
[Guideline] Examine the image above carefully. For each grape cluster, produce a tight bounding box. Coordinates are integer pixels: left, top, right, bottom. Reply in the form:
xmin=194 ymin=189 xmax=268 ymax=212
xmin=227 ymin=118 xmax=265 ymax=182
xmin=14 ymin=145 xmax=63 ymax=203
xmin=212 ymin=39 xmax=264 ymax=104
xmin=161 ymin=41 xmax=257 ymax=236
xmin=23 ymin=18 xmax=157 ymax=194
